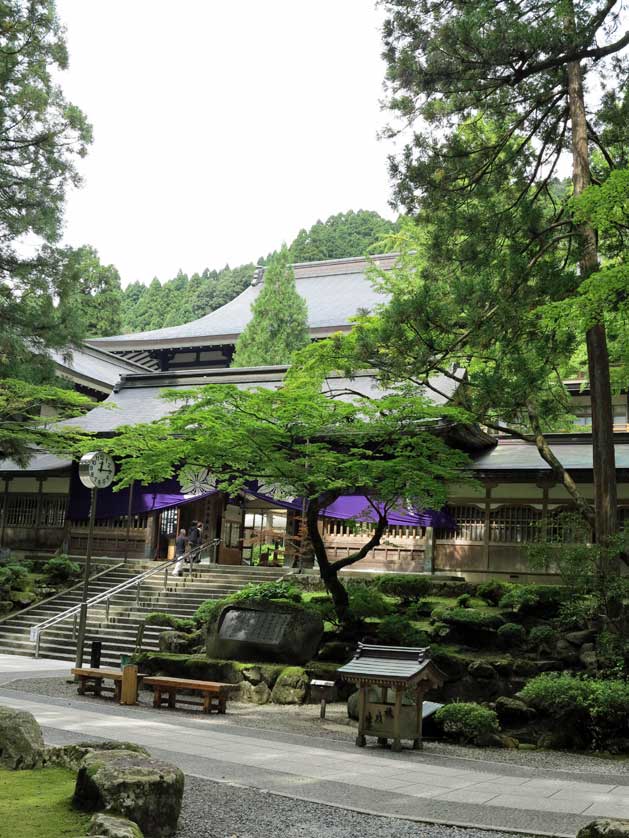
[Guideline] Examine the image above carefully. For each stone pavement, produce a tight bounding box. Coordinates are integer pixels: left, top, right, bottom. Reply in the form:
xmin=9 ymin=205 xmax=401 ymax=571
xmin=0 ymin=655 xmax=628 ymax=836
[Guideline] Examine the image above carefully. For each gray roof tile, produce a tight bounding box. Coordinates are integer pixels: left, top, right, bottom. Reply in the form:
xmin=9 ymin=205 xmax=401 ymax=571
xmin=85 ymin=254 xmax=395 ymax=351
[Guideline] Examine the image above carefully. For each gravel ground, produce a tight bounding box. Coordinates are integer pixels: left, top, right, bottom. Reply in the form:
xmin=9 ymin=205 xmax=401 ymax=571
xmin=175 ymin=775 xmax=523 ymax=838
xmin=3 ymin=675 xmax=628 ymax=776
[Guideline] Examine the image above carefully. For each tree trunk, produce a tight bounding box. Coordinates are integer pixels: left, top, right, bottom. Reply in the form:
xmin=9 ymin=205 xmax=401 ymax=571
xmin=566 ymin=52 xmax=617 ymax=548
xmin=305 ymin=494 xmax=351 ymax=622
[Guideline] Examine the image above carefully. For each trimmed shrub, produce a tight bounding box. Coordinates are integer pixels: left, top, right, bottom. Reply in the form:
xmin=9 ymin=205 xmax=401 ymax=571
xmin=557 ymin=597 xmax=597 ymax=630
xmin=439 ymin=608 xmax=504 ymax=630
xmin=0 ymin=563 xmax=29 ymax=593
xmin=499 ymin=584 xmax=564 ymax=617
xmin=497 ymin=622 xmax=527 ymax=648
xmin=456 ymin=592 xmax=472 ymax=608
xmin=519 ymin=673 xmax=629 ymax=750
xmin=435 ymin=702 xmax=500 ymax=744
xmin=348 ymin=586 xmax=392 ymax=620
xmin=476 ymin=579 xmax=511 ymax=605
xmin=376 ymin=615 xmax=430 ymax=647
xmin=528 ymin=625 xmax=555 ymax=649
xmin=43 ymin=556 xmax=81 ymax=586
xmin=404 ymin=600 xmax=435 ymax=619
xmin=144 ymin=612 xmax=195 ymax=632
xmin=375 ymin=574 xmax=431 ymax=605
xmin=229 ymin=580 xmax=302 ymax=604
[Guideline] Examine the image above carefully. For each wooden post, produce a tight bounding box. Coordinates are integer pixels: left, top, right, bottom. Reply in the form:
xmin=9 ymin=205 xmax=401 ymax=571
xmin=424 ymin=526 xmax=435 ymax=573
xmin=356 ymin=685 xmax=367 ymax=747
xmin=121 ymin=664 xmax=138 ymax=705
xmin=124 ymin=481 xmax=135 ymax=560
xmin=483 ymin=484 xmax=493 ymax=571
xmin=0 ymin=479 xmax=9 ymax=548
xmin=413 ymin=687 xmax=424 ymax=750
xmin=392 ymin=687 xmax=403 ymax=752
xmin=35 ymin=478 xmax=44 ymax=545
xmin=75 ymin=487 xmax=97 ymax=671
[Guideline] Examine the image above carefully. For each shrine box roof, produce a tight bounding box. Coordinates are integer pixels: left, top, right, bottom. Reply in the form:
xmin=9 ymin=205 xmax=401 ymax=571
xmin=338 ymin=643 xmax=445 ymax=688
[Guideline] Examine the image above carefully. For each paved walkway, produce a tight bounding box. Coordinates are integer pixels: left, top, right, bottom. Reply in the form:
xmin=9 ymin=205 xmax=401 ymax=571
xmin=1 ymin=655 xmax=628 ymax=836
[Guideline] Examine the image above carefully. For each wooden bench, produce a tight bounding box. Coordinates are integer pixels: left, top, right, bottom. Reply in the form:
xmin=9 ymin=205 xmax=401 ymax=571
xmin=72 ymin=667 xmax=123 ymax=702
xmin=142 ymin=676 xmax=231 ymax=714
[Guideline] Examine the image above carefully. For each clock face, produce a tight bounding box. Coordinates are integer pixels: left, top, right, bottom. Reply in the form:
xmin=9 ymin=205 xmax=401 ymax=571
xmin=79 ymin=451 xmax=115 ymax=489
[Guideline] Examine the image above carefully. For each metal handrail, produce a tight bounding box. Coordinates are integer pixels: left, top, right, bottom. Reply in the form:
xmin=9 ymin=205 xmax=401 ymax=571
xmin=30 ymin=537 xmax=221 ymax=656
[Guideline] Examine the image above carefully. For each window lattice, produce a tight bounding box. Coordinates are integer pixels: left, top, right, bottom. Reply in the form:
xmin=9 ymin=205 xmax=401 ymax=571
xmin=6 ymin=495 xmax=38 ymax=528
xmin=490 ymin=505 xmax=543 ymax=544
xmin=39 ymin=496 xmax=67 ymax=528
xmin=546 ymin=506 xmax=592 ymax=544
xmin=436 ymin=505 xmax=484 ymax=542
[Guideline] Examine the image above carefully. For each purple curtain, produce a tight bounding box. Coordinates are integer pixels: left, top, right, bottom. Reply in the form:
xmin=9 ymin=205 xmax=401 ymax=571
xmin=320 ymin=494 xmax=455 ymax=528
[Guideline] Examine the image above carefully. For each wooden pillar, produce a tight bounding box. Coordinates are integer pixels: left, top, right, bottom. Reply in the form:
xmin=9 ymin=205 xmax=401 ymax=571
xmin=144 ymin=511 xmax=158 ymax=559
xmin=424 ymin=526 xmax=435 ymax=573
xmin=482 ymin=483 xmax=494 ymax=571
xmin=124 ymin=481 xmax=135 ymax=560
xmin=35 ymin=478 xmax=44 ymax=545
xmin=392 ymin=687 xmax=404 ymax=752
xmin=0 ymin=479 xmax=9 ymax=548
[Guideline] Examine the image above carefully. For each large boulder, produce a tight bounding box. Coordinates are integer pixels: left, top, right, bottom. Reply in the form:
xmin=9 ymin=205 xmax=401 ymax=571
xmin=88 ymin=813 xmax=144 ymax=837
xmin=158 ymin=630 xmax=199 ymax=654
xmin=207 ymin=599 xmax=323 ymax=665
xmin=271 ymin=667 xmax=309 ymax=704
xmin=494 ymin=696 xmax=534 ymax=725
xmin=0 ymin=705 xmax=44 ymax=769
xmin=73 ymin=749 xmax=184 ymax=838
xmin=578 ymin=820 xmax=629 ymax=838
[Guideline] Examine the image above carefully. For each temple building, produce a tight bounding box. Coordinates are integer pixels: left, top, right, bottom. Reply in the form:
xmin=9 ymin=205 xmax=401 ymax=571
xmin=3 ymin=253 xmax=629 ymax=581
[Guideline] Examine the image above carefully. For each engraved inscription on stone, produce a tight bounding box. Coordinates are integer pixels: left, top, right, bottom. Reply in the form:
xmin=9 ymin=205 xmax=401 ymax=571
xmin=219 ymin=609 xmax=291 ymax=646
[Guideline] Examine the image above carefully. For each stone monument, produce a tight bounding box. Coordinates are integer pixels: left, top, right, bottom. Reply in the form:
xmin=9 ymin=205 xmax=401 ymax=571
xmin=206 ymin=599 xmax=323 ymax=665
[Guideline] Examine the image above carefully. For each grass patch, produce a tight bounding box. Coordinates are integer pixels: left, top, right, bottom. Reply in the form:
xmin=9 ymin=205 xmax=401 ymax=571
xmin=0 ymin=766 xmax=90 ymax=837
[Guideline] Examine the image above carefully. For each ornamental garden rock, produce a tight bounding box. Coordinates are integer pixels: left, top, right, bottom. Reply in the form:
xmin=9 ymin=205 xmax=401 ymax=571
xmin=73 ymin=749 xmax=184 ymax=838
xmin=88 ymin=813 xmax=144 ymax=837
xmin=0 ymin=705 xmax=44 ymax=769
xmin=271 ymin=667 xmax=309 ymax=704
xmin=578 ymin=819 xmax=629 ymax=838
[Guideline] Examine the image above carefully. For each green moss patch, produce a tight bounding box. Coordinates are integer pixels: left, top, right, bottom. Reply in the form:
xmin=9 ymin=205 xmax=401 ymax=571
xmin=0 ymin=765 xmax=90 ymax=837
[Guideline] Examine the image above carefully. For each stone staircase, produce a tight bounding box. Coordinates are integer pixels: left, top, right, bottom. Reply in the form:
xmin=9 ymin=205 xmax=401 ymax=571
xmin=0 ymin=558 xmax=287 ymax=668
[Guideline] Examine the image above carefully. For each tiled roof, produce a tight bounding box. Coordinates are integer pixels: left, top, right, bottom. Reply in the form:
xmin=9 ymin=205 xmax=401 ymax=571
xmin=85 ymin=254 xmax=395 ymax=351
xmin=62 ymin=366 xmax=459 ymax=434
xmin=0 ymin=452 xmax=72 ymax=473
xmin=471 ymin=436 xmax=629 ymax=471
xmin=51 ymin=346 xmax=147 ymax=392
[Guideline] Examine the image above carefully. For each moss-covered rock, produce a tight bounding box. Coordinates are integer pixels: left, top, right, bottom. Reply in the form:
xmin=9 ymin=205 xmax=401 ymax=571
xmin=578 ymin=819 xmax=629 ymax=838
xmin=271 ymin=667 xmax=308 ymax=704
xmin=237 ymin=681 xmax=271 ymax=703
xmin=88 ymin=812 xmax=144 ymax=837
xmin=0 ymin=705 xmax=44 ymax=769
xmin=45 ymin=740 xmax=150 ymax=771
xmin=158 ymin=630 xmax=202 ymax=655
xmin=74 ymin=750 xmax=184 ymax=838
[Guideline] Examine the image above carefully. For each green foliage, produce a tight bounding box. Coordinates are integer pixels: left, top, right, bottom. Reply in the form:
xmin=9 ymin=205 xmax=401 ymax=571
xmin=476 ymin=579 xmax=512 ymax=606
xmin=229 ymin=580 xmax=303 ymax=604
xmin=376 ymin=615 xmax=429 ymax=647
xmin=499 ymin=585 xmax=564 ymax=617
xmin=42 ymin=556 xmax=81 ymax=586
xmin=456 ymin=593 xmax=472 ymax=608
xmin=144 ymin=612 xmax=196 ymax=633
xmin=557 ymin=597 xmax=597 ymax=630
xmin=57 ymin=245 xmax=123 ymax=337
xmin=497 ymin=622 xmax=527 ymax=648
xmin=232 ymin=245 xmax=309 ymax=367
xmin=0 ymin=378 xmax=92 ymax=465
xmin=287 ymin=210 xmax=398 ymax=263
xmin=194 ymin=580 xmax=303 ymax=626
xmin=374 ymin=574 xmax=431 ymax=606
xmin=528 ymin=625 xmax=556 ymax=649
xmin=0 ymin=0 xmax=92 ymax=381
xmin=520 ymin=673 xmax=629 ymax=750
xmin=435 ymin=702 xmax=499 ymax=744
xmin=346 ymin=586 xmax=392 ymax=620
xmin=438 ymin=608 xmax=504 ymax=630
xmin=0 ymin=563 xmax=29 ymax=593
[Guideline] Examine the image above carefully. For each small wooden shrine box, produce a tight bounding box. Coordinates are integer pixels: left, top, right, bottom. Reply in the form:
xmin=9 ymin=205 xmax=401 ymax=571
xmin=338 ymin=643 xmax=445 ymax=752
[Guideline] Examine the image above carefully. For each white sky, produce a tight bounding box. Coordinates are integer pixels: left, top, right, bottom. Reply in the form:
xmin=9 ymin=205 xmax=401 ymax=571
xmin=55 ymin=0 xmax=395 ymax=287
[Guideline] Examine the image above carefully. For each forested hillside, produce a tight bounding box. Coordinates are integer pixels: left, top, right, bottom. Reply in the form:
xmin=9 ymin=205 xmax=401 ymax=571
xmin=119 ymin=210 xmax=397 ymax=333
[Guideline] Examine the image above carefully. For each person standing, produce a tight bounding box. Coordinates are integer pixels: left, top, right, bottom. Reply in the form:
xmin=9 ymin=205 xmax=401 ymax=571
xmin=172 ymin=528 xmax=188 ymax=577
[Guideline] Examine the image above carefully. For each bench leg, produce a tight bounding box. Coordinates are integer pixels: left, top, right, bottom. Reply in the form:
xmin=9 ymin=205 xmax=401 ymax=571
xmin=218 ymin=696 xmax=227 ymax=714
xmin=202 ymin=693 xmax=211 ymax=714
xmin=77 ymin=677 xmax=86 ymax=696
xmin=114 ymin=681 xmax=122 ymax=703
xmin=153 ymin=687 xmax=161 ymax=709
xmin=167 ymin=689 xmax=176 ymax=709
xmin=93 ymin=678 xmax=102 ymax=697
